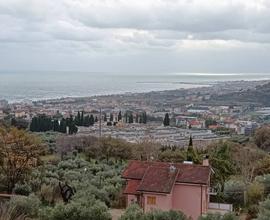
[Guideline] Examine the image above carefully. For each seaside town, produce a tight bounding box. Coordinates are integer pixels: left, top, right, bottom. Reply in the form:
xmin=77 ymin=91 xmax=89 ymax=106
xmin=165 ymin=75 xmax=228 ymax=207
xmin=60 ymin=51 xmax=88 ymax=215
xmin=1 ymin=80 xmax=269 ymax=148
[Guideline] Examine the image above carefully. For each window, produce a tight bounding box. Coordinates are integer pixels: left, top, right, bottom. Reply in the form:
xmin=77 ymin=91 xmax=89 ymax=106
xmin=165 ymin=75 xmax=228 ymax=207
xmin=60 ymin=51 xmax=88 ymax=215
xmin=147 ymin=196 xmax=156 ymax=205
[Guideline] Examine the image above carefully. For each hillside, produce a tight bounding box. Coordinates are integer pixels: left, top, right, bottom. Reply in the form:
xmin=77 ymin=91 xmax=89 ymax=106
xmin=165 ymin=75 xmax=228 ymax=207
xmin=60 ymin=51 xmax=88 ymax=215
xmin=211 ymin=82 xmax=270 ymax=106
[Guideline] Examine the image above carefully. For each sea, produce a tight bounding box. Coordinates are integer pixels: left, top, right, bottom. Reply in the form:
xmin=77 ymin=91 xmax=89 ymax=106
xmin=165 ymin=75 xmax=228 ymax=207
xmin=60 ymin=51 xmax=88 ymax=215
xmin=0 ymin=71 xmax=269 ymax=103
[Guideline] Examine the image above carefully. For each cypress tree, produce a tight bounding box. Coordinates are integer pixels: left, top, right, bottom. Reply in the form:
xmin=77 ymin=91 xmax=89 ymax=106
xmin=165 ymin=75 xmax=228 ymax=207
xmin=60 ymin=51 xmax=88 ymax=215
xmin=84 ymin=115 xmax=90 ymax=127
xmin=135 ymin=114 xmax=139 ymax=123
xmin=81 ymin=111 xmax=84 ymax=126
xmin=53 ymin=119 xmax=59 ymax=132
xmin=59 ymin=119 xmax=67 ymax=134
xmin=128 ymin=113 xmax=134 ymax=123
xmin=189 ymin=135 xmax=193 ymax=147
xmin=110 ymin=113 xmax=113 ymax=122
xmin=75 ymin=111 xmax=80 ymax=125
xmin=163 ymin=113 xmax=170 ymax=126
xmin=90 ymin=115 xmax=95 ymax=126
xmin=118 ymin=111 xmax=122 ymax=121
xmin=142 ymin=112 xmax=147 ymax=124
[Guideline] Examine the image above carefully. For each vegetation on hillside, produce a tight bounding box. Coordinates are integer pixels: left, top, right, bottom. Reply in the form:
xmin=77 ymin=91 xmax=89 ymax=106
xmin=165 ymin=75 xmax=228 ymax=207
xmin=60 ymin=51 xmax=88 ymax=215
xmin=0 ymin=125 xmax=270 ymax=219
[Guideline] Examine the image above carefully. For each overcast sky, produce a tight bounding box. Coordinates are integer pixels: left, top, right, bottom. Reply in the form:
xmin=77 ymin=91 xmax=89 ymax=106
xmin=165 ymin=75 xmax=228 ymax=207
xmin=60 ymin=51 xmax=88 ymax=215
xmin=0 ymin=0 xmax=270 ymax=73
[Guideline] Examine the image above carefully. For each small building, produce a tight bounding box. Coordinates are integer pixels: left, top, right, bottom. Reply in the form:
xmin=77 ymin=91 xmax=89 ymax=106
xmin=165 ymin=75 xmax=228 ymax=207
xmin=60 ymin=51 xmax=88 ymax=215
xmin=122 ymin=160 xmax=232 ymax=220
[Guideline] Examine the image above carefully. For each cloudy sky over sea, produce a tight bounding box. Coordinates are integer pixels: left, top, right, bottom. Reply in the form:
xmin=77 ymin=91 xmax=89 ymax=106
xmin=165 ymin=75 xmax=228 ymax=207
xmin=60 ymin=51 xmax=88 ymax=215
xmin=1 ymin=0 xmax=270 ymax=73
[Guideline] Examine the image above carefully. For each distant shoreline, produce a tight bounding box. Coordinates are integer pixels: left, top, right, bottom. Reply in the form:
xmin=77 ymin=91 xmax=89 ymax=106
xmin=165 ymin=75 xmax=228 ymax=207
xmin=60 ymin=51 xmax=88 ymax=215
xmin=4 ymin=79 xmax=269 ymax=104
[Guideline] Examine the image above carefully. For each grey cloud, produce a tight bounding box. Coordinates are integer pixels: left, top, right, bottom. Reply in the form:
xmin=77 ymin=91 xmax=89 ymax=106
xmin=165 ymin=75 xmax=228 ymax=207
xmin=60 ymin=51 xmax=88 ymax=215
xmin=0 ymin=0 xmax=270 ymax=72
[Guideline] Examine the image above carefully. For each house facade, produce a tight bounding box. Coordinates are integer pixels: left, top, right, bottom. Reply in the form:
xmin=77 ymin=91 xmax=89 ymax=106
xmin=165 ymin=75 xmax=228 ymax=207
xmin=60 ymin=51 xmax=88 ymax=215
xmin=122 ymin=160 xmax=211 ymax=220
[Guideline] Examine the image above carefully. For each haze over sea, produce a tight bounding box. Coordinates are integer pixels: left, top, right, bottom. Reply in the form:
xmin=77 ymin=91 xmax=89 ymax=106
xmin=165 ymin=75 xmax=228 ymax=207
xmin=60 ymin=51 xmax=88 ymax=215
xmin=0 ymin=71 xmax=269 ymax=103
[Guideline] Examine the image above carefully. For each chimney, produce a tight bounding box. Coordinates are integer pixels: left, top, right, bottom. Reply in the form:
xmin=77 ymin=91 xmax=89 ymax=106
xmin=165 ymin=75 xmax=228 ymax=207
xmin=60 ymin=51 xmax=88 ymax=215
xmin=203 ymin=155 xmax=209 ymax=166
xmin=169 ymin=164 xmax=176 ymax=173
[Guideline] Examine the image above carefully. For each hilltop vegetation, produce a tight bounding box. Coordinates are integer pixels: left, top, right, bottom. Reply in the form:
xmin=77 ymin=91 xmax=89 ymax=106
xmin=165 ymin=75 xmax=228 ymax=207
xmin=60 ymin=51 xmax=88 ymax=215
xmin=1 ymin=126 xmax=270 ymax=219
xmin=211 ymin=82 xmax=270 ymax=106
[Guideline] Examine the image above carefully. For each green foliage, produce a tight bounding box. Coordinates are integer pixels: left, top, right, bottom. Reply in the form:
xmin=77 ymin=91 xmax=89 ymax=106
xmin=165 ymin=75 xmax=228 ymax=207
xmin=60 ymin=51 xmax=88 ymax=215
xmin=254 ymin=126 xmax=270 ymax=151
xmin=14 ymin=183 xmax=32 ymax=196
xmin=10 ymin=118 xmax=29 ymax=130
xmin=186 ymin=145 xmax=200 ymax=163
xmin=256 ymin=198 xmax=270 ymax=220
xmin=119 ymin=204 xmax=144 ymax=220
xmin=159 ymin=149 xmax=186 ymax=163
xmin=39 ymin=198 xmax=111 ymax=220
xmin=256 ymin=174 xmax=270 ymax=194
xmin=163 ymin=113 xmax=170 ymax=126
xmin=247 ymin=182 xmax=264 ymax=205
xmin=199 ymin=213 xmax=238 ymax=220
xmin=208 ymin=142 xmax=235 ymax=191
xmin=120 ymin=204 xmax=188 ymax=220
xmin=30 ymin=114 xmax=78 ymax=134
xmin=224 ymin=179 xmax=245 ymax=208
xmin=0 ymin=202 xmax=26 ymax=220
xmin=9 ymin=194 xmax=41 ymax=217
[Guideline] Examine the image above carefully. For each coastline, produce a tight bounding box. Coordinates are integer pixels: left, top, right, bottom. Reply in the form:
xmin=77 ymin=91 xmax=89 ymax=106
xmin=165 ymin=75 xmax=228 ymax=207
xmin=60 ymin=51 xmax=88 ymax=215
xmin=5 ymin=79 xmax=269 ymax=105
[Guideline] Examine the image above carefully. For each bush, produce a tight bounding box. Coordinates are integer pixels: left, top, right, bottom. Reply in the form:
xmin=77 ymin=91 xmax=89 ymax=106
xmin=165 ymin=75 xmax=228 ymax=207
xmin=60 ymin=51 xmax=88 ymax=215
xmin=9 ymin=194 xmax=41 ymax=218
xmin=256 ymin=198 xmax=270 ymax=220
xmin=256 ymin=174 xmax=270 ymax=194
xmin=0 ymin=202 xmax=26 ymax=220
xmin=224 ymin=179 xmax=245 ymax=208
xmin=144 ymin=210 xmax=187 ymax=220
xmin=119 ymin=204 xmax=188 ymax=220
xmin=119 ymin=204 xmax=144 ymax=220
xmin=14 ymin=183 xmax=32 ymax=196
xmin=39 ymin=195 xmax=111 ymax=220
xmin=199 ymin=213 xmax=238 ymax=220
xmin=247 ymin=182 xmax=264 ymax=205
xmin=247 ymin=204 xmax=259 ymax=219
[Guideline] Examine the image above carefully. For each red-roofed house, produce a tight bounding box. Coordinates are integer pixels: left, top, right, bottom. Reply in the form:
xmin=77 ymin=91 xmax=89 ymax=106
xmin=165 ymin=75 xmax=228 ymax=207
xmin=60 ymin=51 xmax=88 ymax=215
xmin=122 ymin=160 xmax=211 ymax=220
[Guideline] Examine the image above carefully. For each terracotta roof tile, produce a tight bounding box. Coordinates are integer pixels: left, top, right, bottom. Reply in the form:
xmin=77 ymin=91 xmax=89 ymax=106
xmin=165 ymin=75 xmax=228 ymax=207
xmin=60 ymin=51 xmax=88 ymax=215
xmin=122 ymin=160 xmax=149 ymax=179
xmin=122 ymin=160 xmax=210 ymax=186
xmin=123 ymin=180 xmax=141 ymax=195
xmin=137 ymin=166 xmax=179 ymax=194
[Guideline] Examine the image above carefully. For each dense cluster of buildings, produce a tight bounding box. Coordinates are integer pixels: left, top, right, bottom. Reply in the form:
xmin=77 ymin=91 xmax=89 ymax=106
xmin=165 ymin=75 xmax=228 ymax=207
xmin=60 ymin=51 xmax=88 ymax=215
xmin=0 ymin=80 xmax=269 ymax=147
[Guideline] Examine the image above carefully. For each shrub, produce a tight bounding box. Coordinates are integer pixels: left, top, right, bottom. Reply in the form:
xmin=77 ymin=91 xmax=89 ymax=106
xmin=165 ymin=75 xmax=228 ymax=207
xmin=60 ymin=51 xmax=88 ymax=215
xmin=119 ymin=204 xmax=144 ymax=220
xmin=9 ymin=194 xmax=41 ymax=218
xmin=247 ymin=204 xmax=259 ymax=219
xmin=13 ymin=183 xmax=32 ymax=196
xmin=224 ymin=179 xmax=245 ymax=208
xmin=199 ymin=213 xmax=238 ymax=220
xmin=119 ymin=204 xmax=188 ymax=220
xmin=39 ymin=195 xmax=111 ymax=220
xmin=247 ymin=182 xmax=264 ymax=205
xmin=0 ymin=202 xmax=25 ymax=220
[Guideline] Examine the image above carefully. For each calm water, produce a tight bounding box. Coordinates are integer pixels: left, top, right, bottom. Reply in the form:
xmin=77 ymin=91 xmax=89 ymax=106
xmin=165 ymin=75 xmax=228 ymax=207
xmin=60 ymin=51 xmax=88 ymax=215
xmin=0 ymin=71 xmax=269 ymax=103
